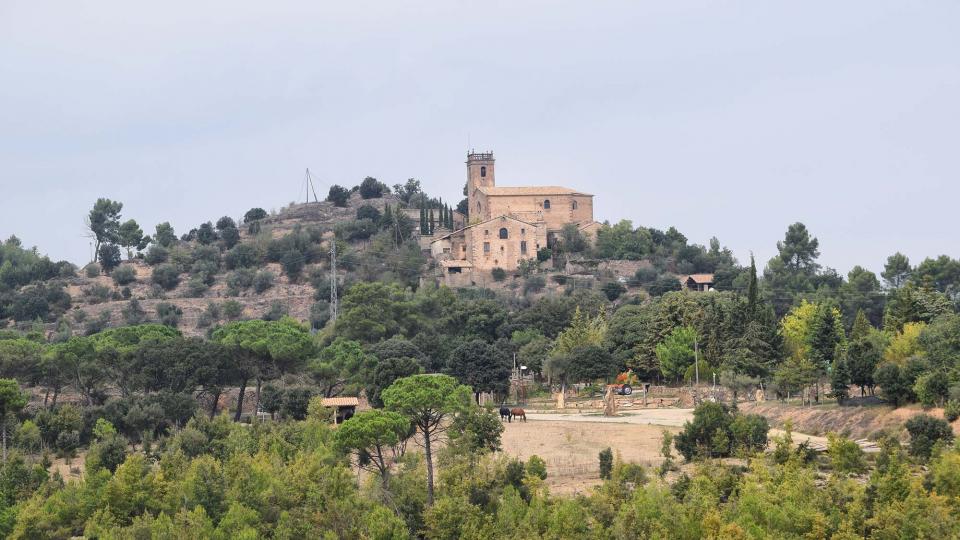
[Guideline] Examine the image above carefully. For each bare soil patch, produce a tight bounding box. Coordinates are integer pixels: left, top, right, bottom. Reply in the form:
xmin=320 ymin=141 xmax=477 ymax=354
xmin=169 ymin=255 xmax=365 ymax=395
xmin=500 ymin=419 xmax=676 ymax=496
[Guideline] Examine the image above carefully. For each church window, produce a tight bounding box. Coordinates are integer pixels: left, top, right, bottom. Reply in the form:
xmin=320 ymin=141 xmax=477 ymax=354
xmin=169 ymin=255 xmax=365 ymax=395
xmin=571 ymin=200 xmax=578 ymax=210
xmin=499 ymin=228 xmax=508 ymax=239
xmin=543 ymin=199 xmax=551 ymax=210
xmin=521 ymin=228 xmax=525 ymax=236
xmin=483 ymin=242 xmax=490 ymax=253
xmin=477 ymin=202 xmax=482 ymax=212
xmin=480 ymin=166 xmax=486 ymax=178
xmin=521 ymin=241 xmax=527 ymax=254
xmin=484 ymin=229 xmax=489 ymax=236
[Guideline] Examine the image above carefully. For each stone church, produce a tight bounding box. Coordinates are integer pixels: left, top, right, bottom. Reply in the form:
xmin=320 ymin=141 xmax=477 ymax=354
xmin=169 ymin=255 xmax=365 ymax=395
xmin=430 ymin=151 xmax=599 ymax=286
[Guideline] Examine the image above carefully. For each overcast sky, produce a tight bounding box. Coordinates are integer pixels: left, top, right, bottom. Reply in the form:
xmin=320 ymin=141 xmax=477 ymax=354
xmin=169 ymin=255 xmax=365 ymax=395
xmin=1 ymin=1 xmax=958 ymax=276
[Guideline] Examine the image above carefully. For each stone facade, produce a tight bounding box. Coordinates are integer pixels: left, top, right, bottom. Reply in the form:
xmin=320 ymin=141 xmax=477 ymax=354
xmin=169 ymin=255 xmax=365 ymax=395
xmin=431 ymin=151 xmax=598 ymax=286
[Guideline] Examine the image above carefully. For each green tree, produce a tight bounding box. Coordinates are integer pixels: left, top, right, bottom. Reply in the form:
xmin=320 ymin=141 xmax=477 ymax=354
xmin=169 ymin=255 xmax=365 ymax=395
xmin=86 ymin=198 xmax=123 ymax=261
xmin=656 ymin=326 xmax=697 ymax=382
xmin=882 ymin=252 xmax=912 ymax=288
xmin=367 ymin=357 xmax=422 ymax=408
xmin=118 ymin=219 xmax=146 ymax=259
xmin=447 ymin=340 xmax=511 ymax=402
xmin=327 ymin=185 xmax=350 ymax=207
xmin=382 ymin=374 xmax=472 ymax=505
xmin=335 ymin=410 xmax=411 ymax=492
xmin=0 ymin=379 xmax=28 ymax=462
xmin=905 ymin=414 xmax=953 ymax=461
xmin=154 ymin=222 xmax=177 ymax=248
xmin=97 ymin=244 xmax=122 ymax=273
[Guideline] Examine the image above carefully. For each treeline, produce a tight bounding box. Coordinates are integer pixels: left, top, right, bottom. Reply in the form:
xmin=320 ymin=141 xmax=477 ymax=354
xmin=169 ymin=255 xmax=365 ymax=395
xmin=1 ymin=373 xmax=959 ymax=538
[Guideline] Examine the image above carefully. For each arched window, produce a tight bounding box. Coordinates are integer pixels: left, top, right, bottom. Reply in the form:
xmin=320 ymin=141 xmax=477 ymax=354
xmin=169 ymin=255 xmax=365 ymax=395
xmin=543 ymin=199 xmax=551 ymax=210
xmin=480 ymin=166 xmax=486 ymax=178
xmin=499 ymin=228 xmax=508 ymax=239
xmin=571 ymin=200 xmax=578 ymax=210
xmin=477 ymin=202 xmax=482 ymax=212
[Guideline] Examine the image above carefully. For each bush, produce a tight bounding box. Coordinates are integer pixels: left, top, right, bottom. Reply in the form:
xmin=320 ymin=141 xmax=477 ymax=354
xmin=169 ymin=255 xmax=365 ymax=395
xmin=98 ymin=244 xmax=122 ymax=273
xmin=356 ymin=205 xmax=381 ymax=222
xmin=85 ymin=263 xmax=101 ymax=278
xmin=86 ymin=434 xmax=128 ymax=473
xmin=185 ymin=276 xmax=208 ymax=298
xmin=827 ymin=434 xmax=866 ymax=474
xmin=226 ymin=268 xmax=256 ymax=294
xmin=280 ymin=250 xmax=305 ymax=280
xmin=83 ymin=284 xmax=112 ymax=304
xmin=144 ymin=245 xmax=169 ymax=265
xmin=244 ymin=207 xmax=268 ymax=223
xmin=262 ymin=301 xmax=288 ymax=321
xmin=601 ymin=281 xmax=627 ymax=301
xmin=634 ymin=266 xmax=658 ymax=285
xmin=84 ymin=311 xmax=112 ymax=335
xmin=905 ymin=414 xmax=954 ymax=461
xmin=523 ymin=276 xmax=546 ymax=294
xmin=599 ymin=447 xmax=613 ymax=480
xmin=281 ymin=388 xmax=313 ymax=420
xmin=156 ymin=302 xmax=182 ymax=328
xmin=122 ymin=298 xmax=147 ymax=325
xmin=536 ymin=247 xmax=551 ymax=262
xmin=222 ymin=300 xmax=244 ymax=320
xmin=527 ymin=455 xmax=547 ymax=480
xmin=729 ymin=413 xmax=769 ymax=454
xmin=944 ymin=400 xmax=960 ymax=423
xmin=674 ymin=402 xmax=734 ymax=461
xmin=151 ymin=264 xmax=181 ymax=291
xmin=358 ymin=176 xmax=388 ymax=199
xmin=491 ymin=267 xmax=507 ymax=282
xmin=914 ymin=371 xmax=949 ymax=408
xmin=111 ymin=265 xmax=137 ymax=286
xmin=327 ymin=185 xmax=350 ymax=207
xmin=253 ymin=271 xmax=275 ymax=293
xmin=310 ymin=301 xmax=331 ymax=329
xmin=649 ymin=274 xmax=682 ymax=296
xmin=224 ymin=243 xmax=260 ymax=270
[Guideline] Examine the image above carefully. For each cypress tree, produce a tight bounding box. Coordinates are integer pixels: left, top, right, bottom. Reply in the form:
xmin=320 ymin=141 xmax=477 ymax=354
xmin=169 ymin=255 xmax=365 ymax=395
xmin=428 ymin=208 xmax=435 ymax=235
xmin=746 ymin=254 xmax=758 ymax=318
xmin=419 ymin=207 xmax=427 ymax=234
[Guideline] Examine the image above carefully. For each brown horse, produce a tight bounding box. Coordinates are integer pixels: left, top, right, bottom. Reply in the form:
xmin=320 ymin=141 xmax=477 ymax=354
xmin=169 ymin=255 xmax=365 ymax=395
xmin=510 ymin=408 xmax=526 ymax=422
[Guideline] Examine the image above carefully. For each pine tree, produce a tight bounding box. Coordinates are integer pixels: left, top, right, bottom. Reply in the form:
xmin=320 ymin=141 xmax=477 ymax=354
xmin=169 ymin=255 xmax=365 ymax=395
xmin=830 ymin=347 xmax=851 ymax=404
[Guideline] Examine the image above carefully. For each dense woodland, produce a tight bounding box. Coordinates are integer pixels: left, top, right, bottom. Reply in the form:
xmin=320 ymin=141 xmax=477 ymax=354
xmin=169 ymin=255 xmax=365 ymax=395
xmin=0 ymin=180 xmax=959 ymax=537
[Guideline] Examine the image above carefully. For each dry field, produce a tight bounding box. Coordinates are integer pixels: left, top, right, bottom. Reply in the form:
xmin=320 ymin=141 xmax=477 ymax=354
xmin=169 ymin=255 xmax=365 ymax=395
xmin=501 ymin=418 xmax=678 ymax=496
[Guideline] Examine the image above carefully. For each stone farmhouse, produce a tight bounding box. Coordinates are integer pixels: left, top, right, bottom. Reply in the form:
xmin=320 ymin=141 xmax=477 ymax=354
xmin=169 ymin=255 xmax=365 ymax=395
xmin=430 ymin=151 xmax=600 ymax=286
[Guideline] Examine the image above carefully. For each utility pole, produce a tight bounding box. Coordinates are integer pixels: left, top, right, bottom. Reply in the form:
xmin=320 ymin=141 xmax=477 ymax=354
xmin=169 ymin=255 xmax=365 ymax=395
xmin=329 ymin=241 xmax=339 ymax=323
xmin=305 ymin=168 xmax=319 ymax=203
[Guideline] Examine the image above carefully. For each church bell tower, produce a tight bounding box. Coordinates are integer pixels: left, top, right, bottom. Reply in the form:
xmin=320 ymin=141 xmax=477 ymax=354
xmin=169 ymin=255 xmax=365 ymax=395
xmin=466 ymin=151 xmax=494 ymax=220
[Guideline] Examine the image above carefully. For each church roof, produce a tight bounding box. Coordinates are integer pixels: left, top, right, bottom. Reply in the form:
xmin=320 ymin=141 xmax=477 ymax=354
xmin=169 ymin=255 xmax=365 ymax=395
xmin=476 ymin=185 xmax=592 ymax=197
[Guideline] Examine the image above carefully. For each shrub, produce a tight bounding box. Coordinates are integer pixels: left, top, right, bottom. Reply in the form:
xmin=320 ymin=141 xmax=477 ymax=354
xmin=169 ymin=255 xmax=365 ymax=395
xmin=327 ymin=185 xmax=350 ymax=207
xmin=649 ymin=274 xmax=682 ymax=296
xmin=185 ymin=276 xmax=208 ymax=298
xmin=262 ymin=301 xmax=288 ymax=321
xmin=944 ymin=400 xmax=960 ymax=423
xmin=527 ymin=455 xmax=547 ymax=480
xmin=226 ymin=269 xmax=256 ymax=294
xmin=536 ymin=247 xmax=551 ymax=262
xmin=634 ymin=266 xmax=658 ymax=285
xmin=86 ymin=434 xmax=128 ymax=473
xmin=281 ymin=388 xmax=313 ymax=420
xmin=674 ymin=402 xmax=734 ymax=461
xmin=358 ymin=176 xmax=388 ymax=199
xmin=122 ymin=298 xmax=147 ymax=325
xmin=85 ymin=263 xmax=101 ymax=278
xmin=156 ymin=302 xmax=182 ymax=328
xmin=151 ymin=264 xmax=181 ymax=291
xmin=222 ymin=300 xmax=244 ymax=320
xmin=144 ymin=245 xmax=169 ymax=265
xmin=491 ymin=267 xmax=507 ymax=282
xmin=83 ymin=284 xmax=112 ymax=304
xmin=111 ymin=265 xmax=136 ymax=286
xmin=224 ymin=243 xmax=260 ymax=270
xmin=84 ymin=311 xmax=112 ymax=335
xmin=280 ymin=250 xmax=305 ymax=280
xmin=253 ymin=271 xmax=275 ymax=293
xmin=98 ymin=244 xmax=122 ymax=273
xmin=523 ymin=276 xmax=546 ymax=294
xmin=601 ymin=281 xmax=627 ymax=301
xmin=827 ymin=434 xmax=866 ymax=474
xmin=599 ymin=447 xmax=613 ymax=480
xmin=356 ymin=205 xmax=381 ymax=222
xmin=729 ymin=413 xmax=769 ymax=454
xmin=905 ymin=414 xmax=954 ymax=461
xmin=310 ymin=301 xmax=331 ymax=330
xmin=244 ymin=207 xmax=268 ymax=223
xmin=914 ymin=371 xmax=949 ymax=408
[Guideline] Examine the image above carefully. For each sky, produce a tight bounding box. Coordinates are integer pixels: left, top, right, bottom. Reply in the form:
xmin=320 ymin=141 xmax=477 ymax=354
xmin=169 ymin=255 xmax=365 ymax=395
xmin=1 ymin=1 xmax=958 ymax=276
